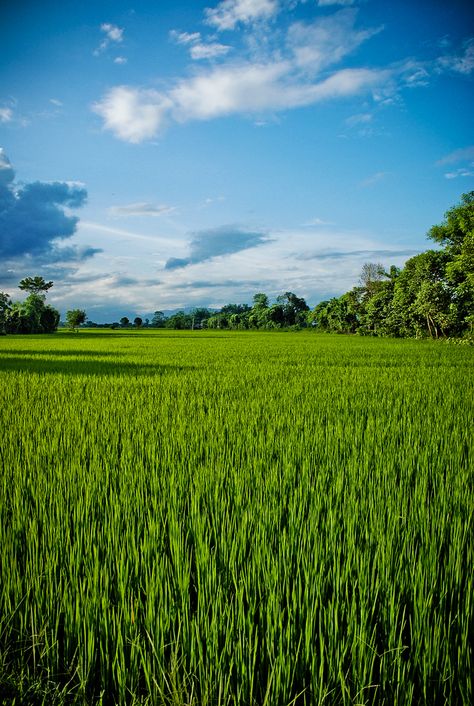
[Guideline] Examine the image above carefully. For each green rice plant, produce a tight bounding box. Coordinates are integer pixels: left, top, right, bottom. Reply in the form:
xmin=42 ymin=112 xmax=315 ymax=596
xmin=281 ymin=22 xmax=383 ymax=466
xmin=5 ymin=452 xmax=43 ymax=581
xmin=0 ymin=330 xmax=472 ymax=704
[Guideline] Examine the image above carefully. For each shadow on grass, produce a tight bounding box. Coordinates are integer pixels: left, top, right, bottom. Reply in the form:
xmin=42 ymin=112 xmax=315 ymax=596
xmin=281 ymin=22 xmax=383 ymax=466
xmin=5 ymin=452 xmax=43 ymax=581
xmin=0 ymin=349 xmax=124 ymax=358
xmin=0 ymin=355 xmax=197 ymax=377
xmin=55 ymin=331 xmax=233 ymax=340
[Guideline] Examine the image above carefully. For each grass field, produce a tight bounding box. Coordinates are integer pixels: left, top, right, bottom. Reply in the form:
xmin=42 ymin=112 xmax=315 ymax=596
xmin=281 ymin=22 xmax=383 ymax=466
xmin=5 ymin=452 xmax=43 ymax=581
xmin=0 ymin=330 xmax=472 ymax=705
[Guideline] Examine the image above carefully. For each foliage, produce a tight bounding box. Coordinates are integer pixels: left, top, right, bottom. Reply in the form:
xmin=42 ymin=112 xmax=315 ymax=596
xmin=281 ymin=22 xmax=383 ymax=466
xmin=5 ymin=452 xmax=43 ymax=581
xmin=0 ymin=331 xmax=472 ymax=704
xmin=66 ymin=309 xmax=87 ymax=331
xmin=18 ymin=276 xmax=54 ymax=296
xmin=311 ymin=192 xmax=474 ymax=338
xmin=3 ymin=278 xmax=60 ymax=334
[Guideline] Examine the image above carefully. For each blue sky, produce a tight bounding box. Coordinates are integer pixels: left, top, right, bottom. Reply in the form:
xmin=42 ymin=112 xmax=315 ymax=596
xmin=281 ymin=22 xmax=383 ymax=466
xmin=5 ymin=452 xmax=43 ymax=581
xmin=1 ymin=0 xmax=473 ymax=321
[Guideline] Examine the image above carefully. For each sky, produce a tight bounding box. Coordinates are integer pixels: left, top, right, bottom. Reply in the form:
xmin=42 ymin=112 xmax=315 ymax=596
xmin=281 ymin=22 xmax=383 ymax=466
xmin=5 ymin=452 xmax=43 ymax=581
xmin=0 ymin=0 xmax=473 ymax=321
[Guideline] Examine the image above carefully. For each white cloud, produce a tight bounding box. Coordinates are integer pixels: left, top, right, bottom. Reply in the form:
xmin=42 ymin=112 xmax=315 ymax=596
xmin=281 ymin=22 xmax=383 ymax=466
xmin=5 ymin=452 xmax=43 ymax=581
xmin=0 ymin=107 xmax=13 ymax=123
xmin=318 ymin=0 xmax=355 ymax=6
xmin=101 ymin=23 xmax=124 ymax=43
xmin=93 ymin=87 xmax=173 ymax=142
xmin=205 ymin=0 xmax=279 ymax=31
xmin=49 ymin=98 xmax=63 ymax=107
xmin=114 ymin=56 xmax=128 ymax=65
xmin=437 ymin=145 xmax=474 ymax=165
xmin=109 ymin=202 xmax=176 ymax=217
xmin=94 ymin=22 xmax=124 ymax=56
xmin=93 ymin=6 xmax=397 ymax=142
xmin=190 ymin=42 xmax=231 ymax=60
xmin=437 ymin=38 xmax=474 ymax=75
xmin=302 ymin=217 xmax=335 ymax=227
xmin=444 ymin=167 xmax=474 ymax=179
xmin=359 ymin=171 xmax=390 ymax=188
xmin=94 ymin=65 xmax=387 ymax=141
xmin=287 ymin=9 xmax=383 ymax=74
xmin=170 ymin=30 xmax=202 ymax=45
xmin=345 ymin=112 xmax=372 ymax=127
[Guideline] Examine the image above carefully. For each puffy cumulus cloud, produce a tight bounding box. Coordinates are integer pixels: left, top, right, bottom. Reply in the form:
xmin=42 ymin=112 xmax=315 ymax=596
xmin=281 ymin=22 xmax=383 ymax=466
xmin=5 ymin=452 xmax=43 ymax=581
xmin=165 ymin=225 xmax=270 ymax=269
xmin=205 ymin=0 xmax=279 ymax=31
xmin=96 ymin=64 xmax=387 ymax=141
xmin=0 ymin=149 xmax=98 ymax=266
xmin=93 ymin=86 xmax=173 ymax=143
xmin=101 ymin=23 xmax=124 ymax=43
xmin=94 ymin=9 xmax=389 ymax=142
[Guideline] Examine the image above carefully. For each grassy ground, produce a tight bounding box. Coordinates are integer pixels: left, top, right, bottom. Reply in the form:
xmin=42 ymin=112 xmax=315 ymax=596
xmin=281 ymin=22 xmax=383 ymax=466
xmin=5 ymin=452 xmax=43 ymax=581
xmin=0 ymin=330 xmax=472 ymax=705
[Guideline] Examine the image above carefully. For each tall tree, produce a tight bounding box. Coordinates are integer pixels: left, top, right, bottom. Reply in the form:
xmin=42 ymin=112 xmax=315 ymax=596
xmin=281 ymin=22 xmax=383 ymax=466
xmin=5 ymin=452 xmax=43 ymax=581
xmin=18 ymin=276 xmax=54 ymax=297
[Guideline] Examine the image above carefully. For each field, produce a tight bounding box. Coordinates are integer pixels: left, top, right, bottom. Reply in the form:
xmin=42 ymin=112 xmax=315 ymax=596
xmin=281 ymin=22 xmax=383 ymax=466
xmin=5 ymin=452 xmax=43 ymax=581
xmin=0 ymin=330 xmax=472 ymax=705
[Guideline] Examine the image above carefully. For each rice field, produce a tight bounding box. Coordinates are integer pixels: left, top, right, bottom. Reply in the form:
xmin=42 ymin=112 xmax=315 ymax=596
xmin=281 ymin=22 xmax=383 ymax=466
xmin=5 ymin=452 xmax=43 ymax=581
xmin=0 ymin=330 xmax=472 ymax=705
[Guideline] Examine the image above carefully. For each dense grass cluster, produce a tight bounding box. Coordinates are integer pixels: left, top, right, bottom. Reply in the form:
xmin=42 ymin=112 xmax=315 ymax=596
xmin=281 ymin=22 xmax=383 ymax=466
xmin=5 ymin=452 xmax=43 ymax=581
xmin=0 ymin=331 xmax=472 ymax=705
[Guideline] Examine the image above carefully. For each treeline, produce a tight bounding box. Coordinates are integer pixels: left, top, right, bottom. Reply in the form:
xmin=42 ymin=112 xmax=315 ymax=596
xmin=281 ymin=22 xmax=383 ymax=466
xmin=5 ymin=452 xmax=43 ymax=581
xmin=1 ymin=192 xmax=472 ymax=338
xmin=313 ymin=191 xmax=473 ymax=338
xmin=86 ymin=292 xmax=310 ymax=331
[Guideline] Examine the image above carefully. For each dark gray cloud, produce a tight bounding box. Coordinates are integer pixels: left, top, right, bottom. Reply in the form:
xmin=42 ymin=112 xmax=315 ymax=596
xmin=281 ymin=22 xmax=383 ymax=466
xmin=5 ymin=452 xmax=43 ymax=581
xmin=0 ymin=148 xmax=96 ymax=267
xmin=165 ymin=225 xmax=270 ymax=269
xmin=295 ymin=248 xmax=420 ymax=261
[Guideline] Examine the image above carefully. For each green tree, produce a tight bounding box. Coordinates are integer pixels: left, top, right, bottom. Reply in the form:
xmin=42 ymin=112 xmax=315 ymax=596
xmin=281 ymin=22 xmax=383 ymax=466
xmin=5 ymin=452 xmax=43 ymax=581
xmin=120 ymin=317 xmax=130 ymax=328
xmin=0 ymin=292 xmax=11 ymax=334
xmin=5 ymin=277 xmax=59 ymax=334
xmin=276 ymin=292 xmax=309 ymax=326
xmin=18 ymin=276 xmax=54 ymax=297
xmin=151 ymin=311 xmax=166 ymax=328
xmin=134 ymin=317 xmax=143 ymax=328
xmin=427 ymin=191 xmax=474 ymax=334
xmin=66 ymin=309 xmax=86 ymax=331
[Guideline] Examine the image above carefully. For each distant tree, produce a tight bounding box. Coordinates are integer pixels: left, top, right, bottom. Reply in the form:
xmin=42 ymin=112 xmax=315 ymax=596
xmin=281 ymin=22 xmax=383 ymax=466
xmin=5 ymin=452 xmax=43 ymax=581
xmin=151 ymin=311 xmax=166 ymax=328
xmin=359 ymin=263 xmax=387 ymax=300
xmin=276 ymin=292 xmax=309 ymax=326
xmin=165 ymin=311 xmax=192 ymax=329
xmin=120 ymin=317 xmax=130 ymax=328
xmin=66 ymin=309 xmax=86 ymax=331
xmin=134 ymin=317 xmax=143 ymax=328
xmin=220 ymin=303 xmax=251 ymax=316
xmin=252 ymin=292 xmax=269 ymax=309
xmin=0 ymin=292 xmax=11 ymax=334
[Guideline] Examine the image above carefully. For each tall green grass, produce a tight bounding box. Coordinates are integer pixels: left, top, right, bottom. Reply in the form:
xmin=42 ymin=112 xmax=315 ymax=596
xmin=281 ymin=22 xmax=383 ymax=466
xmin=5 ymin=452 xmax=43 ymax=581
xmin=0 ymin=331 xmax=472 ymax=704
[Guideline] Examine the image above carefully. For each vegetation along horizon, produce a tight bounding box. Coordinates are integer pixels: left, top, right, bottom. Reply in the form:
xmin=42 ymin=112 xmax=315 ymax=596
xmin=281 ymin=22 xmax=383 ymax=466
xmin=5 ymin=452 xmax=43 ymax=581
xmin=0 ymin=326 xmax=473 ymax=705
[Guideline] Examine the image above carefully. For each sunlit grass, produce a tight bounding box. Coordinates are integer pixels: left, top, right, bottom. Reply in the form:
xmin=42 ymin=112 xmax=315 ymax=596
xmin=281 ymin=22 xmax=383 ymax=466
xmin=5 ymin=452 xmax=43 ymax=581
xmin=0 ymin=330 xmax=472 ymax=705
